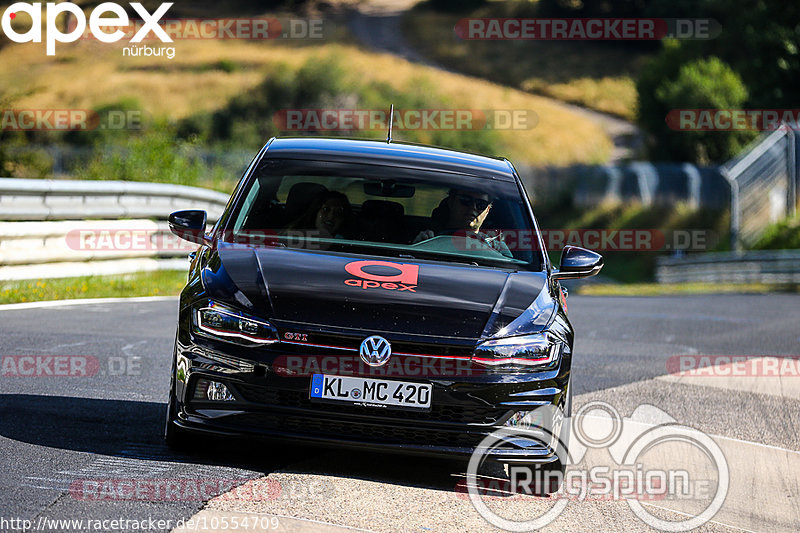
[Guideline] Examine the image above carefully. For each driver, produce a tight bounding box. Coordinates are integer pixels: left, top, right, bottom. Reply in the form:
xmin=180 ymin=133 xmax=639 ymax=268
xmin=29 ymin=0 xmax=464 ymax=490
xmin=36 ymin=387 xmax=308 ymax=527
xmin=412 ymin=188 xmax=511 ymax=257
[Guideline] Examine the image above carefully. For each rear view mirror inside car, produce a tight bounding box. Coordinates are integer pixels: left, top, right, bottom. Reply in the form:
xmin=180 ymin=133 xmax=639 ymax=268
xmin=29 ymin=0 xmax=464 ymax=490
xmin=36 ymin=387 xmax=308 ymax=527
xmin=364 ymin=180 xmax=415 ymax=197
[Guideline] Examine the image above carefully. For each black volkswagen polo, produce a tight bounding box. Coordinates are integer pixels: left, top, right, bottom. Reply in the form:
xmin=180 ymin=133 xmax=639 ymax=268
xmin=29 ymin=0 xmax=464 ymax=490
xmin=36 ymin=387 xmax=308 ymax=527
xmin=165 ymin=137 xmax=602 ymax=473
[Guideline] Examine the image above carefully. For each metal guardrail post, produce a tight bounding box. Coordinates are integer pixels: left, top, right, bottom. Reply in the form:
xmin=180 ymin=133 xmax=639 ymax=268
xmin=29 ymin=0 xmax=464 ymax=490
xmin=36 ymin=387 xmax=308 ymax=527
xmin=721 ymin=167 xmax=740 ymax=251
xmin=682 ymin=163 xmax=701 ymax=209
xmin=788 ymin=127 xmax=797 ymax=217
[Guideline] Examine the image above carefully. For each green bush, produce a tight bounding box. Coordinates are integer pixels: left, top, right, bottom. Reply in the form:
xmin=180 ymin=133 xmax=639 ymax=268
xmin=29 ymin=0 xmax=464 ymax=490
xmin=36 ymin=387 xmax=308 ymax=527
xmin=638 ymin=46 xmax=755 ymax=163
xmin=751 ymin=216 xmax=800 ymax=250
xmin=75 ymin=129 xmax=235 ymax=192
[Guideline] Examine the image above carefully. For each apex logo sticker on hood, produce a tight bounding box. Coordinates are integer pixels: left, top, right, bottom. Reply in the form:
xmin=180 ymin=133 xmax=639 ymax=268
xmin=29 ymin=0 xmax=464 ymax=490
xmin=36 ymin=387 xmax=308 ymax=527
xmin=344 ymin=260 xmax=419 ymax=292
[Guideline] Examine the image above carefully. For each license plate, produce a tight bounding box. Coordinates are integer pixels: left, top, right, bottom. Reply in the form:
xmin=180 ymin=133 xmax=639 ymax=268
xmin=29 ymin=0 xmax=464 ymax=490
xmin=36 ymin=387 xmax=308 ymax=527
xmin=309 ymin=374 xmax=432 ymax=410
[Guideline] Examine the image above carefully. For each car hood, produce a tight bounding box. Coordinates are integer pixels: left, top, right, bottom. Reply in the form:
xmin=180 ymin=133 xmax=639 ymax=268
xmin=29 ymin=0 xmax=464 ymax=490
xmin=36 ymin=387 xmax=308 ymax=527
xmin=205 ymin=243 xmax=551 ymax=340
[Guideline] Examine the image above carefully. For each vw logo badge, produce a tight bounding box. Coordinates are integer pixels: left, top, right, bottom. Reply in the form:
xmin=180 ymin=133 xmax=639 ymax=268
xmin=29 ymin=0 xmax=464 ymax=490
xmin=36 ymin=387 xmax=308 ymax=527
xmin=359 ymin=335 xmax=392 ymax=367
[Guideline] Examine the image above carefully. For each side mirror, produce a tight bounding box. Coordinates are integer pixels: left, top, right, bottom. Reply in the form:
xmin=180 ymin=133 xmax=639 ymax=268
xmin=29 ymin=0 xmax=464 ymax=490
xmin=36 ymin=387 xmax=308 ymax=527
xmin=553 ymin=245 xmax=603 ymax=280
xmin=168 ymin=210 xmax=208 ymax=245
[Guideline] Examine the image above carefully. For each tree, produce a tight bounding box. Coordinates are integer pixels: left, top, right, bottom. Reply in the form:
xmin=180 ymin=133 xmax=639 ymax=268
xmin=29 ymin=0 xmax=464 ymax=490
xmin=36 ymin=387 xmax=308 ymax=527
xmin=638 ymin=46 xmax=754 ymax=163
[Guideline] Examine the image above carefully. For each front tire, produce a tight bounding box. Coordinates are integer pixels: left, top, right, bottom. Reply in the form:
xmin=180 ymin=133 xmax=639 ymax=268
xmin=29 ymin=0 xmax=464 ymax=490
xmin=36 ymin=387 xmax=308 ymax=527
xmin=164 ymin=391 xmax=192 ymax=452
xmin=164 ymin=341 xmax=192 ymax=452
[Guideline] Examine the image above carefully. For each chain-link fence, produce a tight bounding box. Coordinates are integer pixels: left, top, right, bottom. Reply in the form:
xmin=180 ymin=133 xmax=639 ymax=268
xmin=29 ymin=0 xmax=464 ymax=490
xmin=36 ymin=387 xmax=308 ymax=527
xmin=721 ymin=126 xmax=798 ymax=249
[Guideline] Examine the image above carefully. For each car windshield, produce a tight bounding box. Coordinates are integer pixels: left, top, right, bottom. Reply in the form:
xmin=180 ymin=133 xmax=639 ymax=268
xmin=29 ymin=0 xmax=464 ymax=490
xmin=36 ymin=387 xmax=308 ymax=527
xmin=224 ymin=158 xmax=542 ymax=271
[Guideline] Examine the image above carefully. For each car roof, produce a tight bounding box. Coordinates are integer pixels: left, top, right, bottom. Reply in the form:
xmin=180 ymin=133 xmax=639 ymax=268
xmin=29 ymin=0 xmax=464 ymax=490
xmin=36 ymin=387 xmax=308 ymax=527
xmin=261 ymin=137 xmax=518 ymax=181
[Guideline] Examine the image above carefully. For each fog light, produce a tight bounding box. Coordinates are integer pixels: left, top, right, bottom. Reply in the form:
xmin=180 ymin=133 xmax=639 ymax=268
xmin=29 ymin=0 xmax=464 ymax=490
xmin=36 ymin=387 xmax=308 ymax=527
xmin=194 ymin=378 xmax=235 ymax=401
xmin=502 ymin=411 xmax=550 ymax=450
xmin=207 ymin=381 xmax=235 ymax=401
xmin=505 ymin=411 xmax=537 ymax=430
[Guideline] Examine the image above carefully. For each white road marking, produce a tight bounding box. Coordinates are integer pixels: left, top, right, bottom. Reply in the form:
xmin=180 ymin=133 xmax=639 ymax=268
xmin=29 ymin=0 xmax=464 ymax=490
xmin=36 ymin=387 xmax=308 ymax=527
xmin=0 ymin=296 xmax=176 ymax=311
xmin=121 ymin=340 xmax=148 ymax=357
xmin=638 ymin=502 xmax=759 ymax=533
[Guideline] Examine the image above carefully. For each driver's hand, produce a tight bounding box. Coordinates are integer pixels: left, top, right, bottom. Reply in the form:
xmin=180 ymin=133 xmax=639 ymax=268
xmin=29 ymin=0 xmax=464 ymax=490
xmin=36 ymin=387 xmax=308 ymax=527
xmin=412 ymin=230 xmax=434 ymax=244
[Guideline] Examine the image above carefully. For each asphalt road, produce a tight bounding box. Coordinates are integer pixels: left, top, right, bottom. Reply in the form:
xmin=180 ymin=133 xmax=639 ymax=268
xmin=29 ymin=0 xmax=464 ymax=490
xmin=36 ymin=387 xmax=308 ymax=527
xmin=1 ymin=294 xmax=798 ymax=532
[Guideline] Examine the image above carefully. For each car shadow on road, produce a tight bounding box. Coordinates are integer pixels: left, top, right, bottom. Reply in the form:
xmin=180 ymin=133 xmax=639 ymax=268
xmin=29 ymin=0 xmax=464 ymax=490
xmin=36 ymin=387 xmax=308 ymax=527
xmin=0 ymin=393 xmax=314 ymax=471
xmin=259 ymin=449 xmax=510 ymax=495
xmin=0 ymin=393 xmax=516 ymax=497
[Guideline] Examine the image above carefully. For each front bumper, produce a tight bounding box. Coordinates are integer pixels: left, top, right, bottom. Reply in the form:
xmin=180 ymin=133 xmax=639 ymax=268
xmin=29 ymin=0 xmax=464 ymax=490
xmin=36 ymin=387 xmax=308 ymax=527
xmin=171 ymin=334 xmax=571 ymax=464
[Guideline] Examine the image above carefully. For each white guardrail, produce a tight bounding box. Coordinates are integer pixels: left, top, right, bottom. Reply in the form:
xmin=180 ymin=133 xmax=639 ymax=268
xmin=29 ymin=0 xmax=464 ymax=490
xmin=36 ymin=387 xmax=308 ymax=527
xmin=656 ymin=250 xmax=800 ymax=284
xmin=0 ymin=178 xmax=231 ymax=281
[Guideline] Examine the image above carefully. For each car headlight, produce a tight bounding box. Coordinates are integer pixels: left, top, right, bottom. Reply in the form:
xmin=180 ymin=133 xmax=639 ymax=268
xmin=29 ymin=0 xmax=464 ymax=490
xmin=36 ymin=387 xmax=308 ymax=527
xmin=472 ymin=332 xmax=563 ymax=371
xmin=193 ymin=301 xmax=278 ymax=346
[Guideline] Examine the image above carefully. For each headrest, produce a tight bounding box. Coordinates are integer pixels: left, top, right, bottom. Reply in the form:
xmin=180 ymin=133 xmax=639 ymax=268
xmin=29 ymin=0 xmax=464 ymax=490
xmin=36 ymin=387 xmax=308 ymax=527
xmin=361 ymin=200 xmax=405 ymax=218
xmin=285 ymin=182 xmax=327 ymax=220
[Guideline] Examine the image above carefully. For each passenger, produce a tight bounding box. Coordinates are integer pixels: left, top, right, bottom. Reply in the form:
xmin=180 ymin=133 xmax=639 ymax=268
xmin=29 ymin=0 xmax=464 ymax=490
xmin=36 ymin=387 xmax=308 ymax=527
xmin=413 ymin=188 xmax=511 ymax=257
xmin=286 ymin=191 xmax=352 ymax=244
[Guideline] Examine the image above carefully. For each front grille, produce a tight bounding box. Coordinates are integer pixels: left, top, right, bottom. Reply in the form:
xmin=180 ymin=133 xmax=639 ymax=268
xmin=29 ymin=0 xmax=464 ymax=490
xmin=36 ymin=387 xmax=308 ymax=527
xmin=227 ymin=412 xmax=483 ymax=448
xmin=233 ymin=383 xmax=507 ymax=425
xmin=269 ymin=331 xmax=476 ymax=358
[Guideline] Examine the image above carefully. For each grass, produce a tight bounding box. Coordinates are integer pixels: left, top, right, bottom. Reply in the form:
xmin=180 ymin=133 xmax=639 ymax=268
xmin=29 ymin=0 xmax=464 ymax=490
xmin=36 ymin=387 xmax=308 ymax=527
xmin=0 ymin=24 xmax=612 ymax=167
xmin=575 ymin=282 xmax=800 ymax=296
xmin=0 ymin=270 xmax=188 ymax=304
xmin=403 ymin=7 xmax=649 ymax=120
xmin=751 ymin=214 xmax=800 ymax=250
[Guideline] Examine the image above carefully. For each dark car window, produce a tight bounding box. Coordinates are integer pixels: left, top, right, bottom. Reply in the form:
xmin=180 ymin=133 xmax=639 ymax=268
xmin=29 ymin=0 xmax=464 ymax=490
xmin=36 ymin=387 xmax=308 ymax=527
xmin=224 ymin=158 xmax=543 ymax=271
